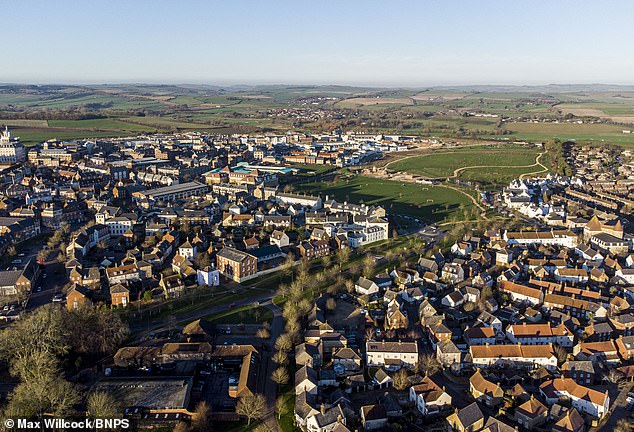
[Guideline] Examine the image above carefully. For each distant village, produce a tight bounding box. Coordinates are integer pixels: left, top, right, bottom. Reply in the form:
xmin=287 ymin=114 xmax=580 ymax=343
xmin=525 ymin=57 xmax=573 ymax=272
xmin=3 ymin=126 xmax=634 ymax=432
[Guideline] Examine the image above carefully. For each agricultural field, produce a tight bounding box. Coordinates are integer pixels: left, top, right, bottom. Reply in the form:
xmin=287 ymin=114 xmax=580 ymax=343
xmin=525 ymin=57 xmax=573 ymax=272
xmin=294 ymin=175 xmax=477 ymax=223
xmin=499 ymin=121 xmax=634 ymax=145
xmin=388 ymin=146 xmax=544 ymax=183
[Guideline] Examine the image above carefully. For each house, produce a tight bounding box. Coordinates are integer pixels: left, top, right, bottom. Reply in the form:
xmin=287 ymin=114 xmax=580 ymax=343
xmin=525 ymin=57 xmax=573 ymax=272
xmin=366 ymin=341 xmax=418 ymax=369
xmin=160 ymin=274 xmax=185 ymax=298
xmin=441 ymin=262 xmax=464 ymax=285
xmin=470 ymin=343 xmax=557 ymax=370
xmin=562 ymin=361 xmax=595 ymax=385
xmin=385 ymin=304 xmax=408 ymax=330
xmin=371 ymin=369 xmax=393 ymax=389
xmin=499 ymin=280 xmax=543 ymax=305
xmin=436 ymin=339 xmax=461 ymax=369
xmin=616 ymin=336 xmax=634 ymax=361
xmin=106 ymin=264 xmax=141 ymax=286
xmin=506 ymin=323 xmax=573 ymax=347
xmin=515 ymin=396 xmax=548 ymax=430
xmin=0 ymin=258 xmax=39 ymax=296
xmin=296 ymin=343 xmax=321 ymax=368
xmin=332 ymin=347 xmax=362 ymax=371
xmin=305 ymin=404 xmax=347 ymax=432
xmin=464 ymin=327 xmax=496 ymax=346
xmin=540 ymin=377 xmax=609 ymax=419
xmin=355 ymin=277 xmax=379 ymax=296
xmin=446 ymin=402 xmax=485 ymax=432
xmin=66 ymin=285 xmax=91 ymax=310
xmin=552 ymin=408 xmax=585 ymax=432
xmin=270 ymin=230 xmax=290 ymax=248
xmin=442 ymin=290 xmax=464 ymax=308
xmin=110 ymin=283 xmax=130 ymax=307
xmin=409 ymin=375 xmax=452 ymax=415
xmin=360 ymin=404 xmax=387 ymax=431
xmin=573 ymin=340 xmax=619 ymax=365
xmin=196 ymin=266 xmax=220 ymax=287
xmin=216 ymin=247 xmax=257 ymax=282
xmin=469 ymin=369 xmax=503 ymax=407
xmin=295 ymin=365 xmax=318 ymax=395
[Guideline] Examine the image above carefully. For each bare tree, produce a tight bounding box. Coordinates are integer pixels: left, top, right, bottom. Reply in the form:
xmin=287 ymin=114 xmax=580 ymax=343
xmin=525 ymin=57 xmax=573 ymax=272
xmin=272 ymin=367 xmax=290 ymax=386
xmin=362 ymin=255 xmax=375 ymax=278
xmin=275 ymin=395 xmax=289 ymax=420
xmin=273 ymin=350 xmax=289 ymax=366
xmin=392 ymin=369 xmax=410 ymax=391
xmin=416 ymin=354 xmax=441 ymax=377
xmin=191 ymin=401 xmax=213 ymax=432
xmin=275 ymin=333 xmax=293 ymax=353
xmin=256 ymin=327 xmax=270 ymax=339
xmin=236 ymin=394 xmax=266 ymax=425
xmin=553 ymin=344 xmax=568 ymax=365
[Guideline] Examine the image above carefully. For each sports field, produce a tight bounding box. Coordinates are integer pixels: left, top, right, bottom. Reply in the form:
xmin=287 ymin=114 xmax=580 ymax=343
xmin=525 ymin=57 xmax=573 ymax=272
xmin=295 ymin=175 xmax=477 ymax=223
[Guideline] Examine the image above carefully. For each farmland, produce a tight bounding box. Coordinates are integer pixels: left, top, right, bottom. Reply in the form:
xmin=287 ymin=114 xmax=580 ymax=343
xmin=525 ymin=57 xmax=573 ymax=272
xmin=294 ymin=175 xmax=478 ymax=223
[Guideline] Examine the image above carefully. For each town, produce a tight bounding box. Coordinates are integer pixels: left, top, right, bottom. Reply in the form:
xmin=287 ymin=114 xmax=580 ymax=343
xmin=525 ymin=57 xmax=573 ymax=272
xmin=0 ymin=120 xmax=634 ymax=432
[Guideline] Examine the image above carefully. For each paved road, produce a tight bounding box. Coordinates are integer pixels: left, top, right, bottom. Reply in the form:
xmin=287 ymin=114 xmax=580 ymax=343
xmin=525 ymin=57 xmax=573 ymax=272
xmin=259 ymin=302 xmax=284 ymax=432
xmin=26 ymin=262 xmax=66 ymax=310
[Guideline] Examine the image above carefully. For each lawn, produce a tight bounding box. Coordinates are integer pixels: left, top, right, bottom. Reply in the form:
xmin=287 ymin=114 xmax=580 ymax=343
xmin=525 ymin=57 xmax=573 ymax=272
xmin=388 ymin=147 xmax=540 ymax=180
xmin=206 ymin=304 xmax=273 ymax=325
xmin=295 ymin=175 xmax=476 ymax=223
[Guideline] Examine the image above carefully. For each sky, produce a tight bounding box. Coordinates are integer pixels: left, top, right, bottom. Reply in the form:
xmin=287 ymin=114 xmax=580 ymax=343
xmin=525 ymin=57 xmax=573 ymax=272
xmin=3 ymin=0 xmax=634 ymax=86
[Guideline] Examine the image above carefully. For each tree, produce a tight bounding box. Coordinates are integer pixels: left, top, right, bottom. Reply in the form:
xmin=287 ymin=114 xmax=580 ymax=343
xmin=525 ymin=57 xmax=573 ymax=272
xmin=480 ymin=285 xmax=493 ymax=302
xmin=275 ymin=396 xmax=289 ymax=420
xmin=605 ymin=369 xmax=624 ymax=386
xmin=344 ymin=279 xmax=354 ymax=293
xmin=272 ymin=367 xmax=290 ymax=386
xmin=416 ymin=354 xmax=441 ymax=377
xmin=553 ymin=344 xmax=568 ymax=365
xmin=7 ymin=245 xmax=16 ymax=258
xmin=191 ymin=401 xmax=213 ymax=432
xmin=393 ymin=369 xmax=410 ymax=391
xmin=236 ymin=394 xmax=266 ymax=425
xmin=65 ymin=306 xmax=129 ymax=355
xmin=615 ymin=418 xmax=632 ymax=432
xmin=275 ymin=333 xmax=293 ymax=353
xmin=362 ymin=255 xmax=375 ymax=278
xmin=194 ymin=252 xmax=211 ymax=269
xmin=336 ymin=247 xmax=350 ymax=270
xmin=321 ymin=254 xmax=332 ymax=269
xmin=256 ymin=327 xmax=270 ymax=339
xmin=87 ymin=391 xmax=121 ymax=420
xmin=272 ymin=350 xmax=288 ymax=366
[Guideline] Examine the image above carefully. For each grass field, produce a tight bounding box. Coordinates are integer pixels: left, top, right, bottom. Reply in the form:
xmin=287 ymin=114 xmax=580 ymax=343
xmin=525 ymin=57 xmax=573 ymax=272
xmin=295 ymin=175 xmax=476 ymax=223
xmin=48 ymin=118 xmax=158 ymax=131
xmin=389 ymin=147 xmax=542 ymax=182
xmin=499 ymin=121 xmax=634 ymax=145
xmin=206 ymin=305 xmax=273 ymax=325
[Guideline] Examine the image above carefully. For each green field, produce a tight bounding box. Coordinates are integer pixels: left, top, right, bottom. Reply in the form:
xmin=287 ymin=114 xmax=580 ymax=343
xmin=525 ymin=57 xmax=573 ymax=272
xmin=498 ymin=122 xmax=634 ymax=145
xmin=295 ymin=175 xmax=476 ymax=223
xmin=48 ymin=118 xmax=158 ymax=131
xmin=389 ymin=147 xmax=542 ymax=182
xmin=207 ymin=305 xmax=273 ymax=325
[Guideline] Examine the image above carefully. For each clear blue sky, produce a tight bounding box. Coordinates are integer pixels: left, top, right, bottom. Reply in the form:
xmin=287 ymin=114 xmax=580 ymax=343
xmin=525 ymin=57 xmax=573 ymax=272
xmin=3 ymin=0 xmax=634 ymax=86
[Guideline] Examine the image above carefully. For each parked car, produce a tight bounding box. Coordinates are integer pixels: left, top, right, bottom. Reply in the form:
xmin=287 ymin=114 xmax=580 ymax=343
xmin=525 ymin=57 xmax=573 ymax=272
xmin=52 ymin=294 xmax=65 ymax=302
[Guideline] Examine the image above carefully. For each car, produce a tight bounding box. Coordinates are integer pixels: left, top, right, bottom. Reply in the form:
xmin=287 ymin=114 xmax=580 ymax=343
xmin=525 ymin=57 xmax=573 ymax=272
xmin=2 ymin=305 xmax=8 ymax=311
xmin=52 ymin=294 xmax=65 ymax=303
xmin=228 ymin=303 xmax=236 ymax=309
xmin=43 ymin=274 xmax=48 ymax=279
xmin=36 ymin=286 xmax=42 ymax=292
xmin=18 ymin=253 xmax=25 ymax=257
xmin=226 ymin=328 xmax=232 ymax=334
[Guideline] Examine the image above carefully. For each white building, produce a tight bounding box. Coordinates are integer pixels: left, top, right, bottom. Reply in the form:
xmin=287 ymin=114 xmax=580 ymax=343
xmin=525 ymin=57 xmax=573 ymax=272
xmin=366 ymin=341 xmax=418 ymax=369
xmin=540 ymin=378 xmax=609 ymax=419
xmin=196 ymin=266 xmax=220 ymax=287
xmin=0 ymin=127 xmax=26 ymax=163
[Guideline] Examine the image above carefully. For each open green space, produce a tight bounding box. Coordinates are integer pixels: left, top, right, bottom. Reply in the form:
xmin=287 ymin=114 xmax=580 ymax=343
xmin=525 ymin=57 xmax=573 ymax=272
xmin=389 ymin=147 xmax=541 ymax=181
xmin=48 ymin=118 xmax=158 ymax=131
xmin=206 ymin=304 xmax=273 ymax=325
xmin=295 ymin=175 xmax=476 ymax=223
xmin=499 ymin=122 xmax=634 ymax=145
